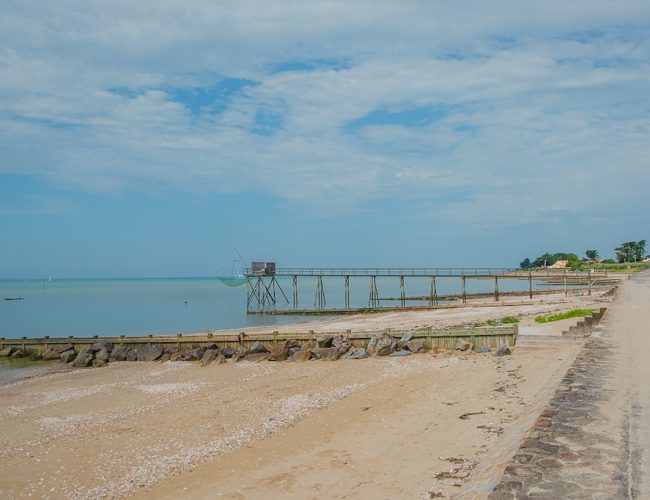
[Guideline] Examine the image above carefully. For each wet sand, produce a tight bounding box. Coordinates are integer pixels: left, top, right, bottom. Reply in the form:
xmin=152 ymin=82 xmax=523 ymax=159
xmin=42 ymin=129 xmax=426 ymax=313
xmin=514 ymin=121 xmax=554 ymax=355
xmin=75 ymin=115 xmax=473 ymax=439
xmin=0 ymin=291 xmax=611 ymax=499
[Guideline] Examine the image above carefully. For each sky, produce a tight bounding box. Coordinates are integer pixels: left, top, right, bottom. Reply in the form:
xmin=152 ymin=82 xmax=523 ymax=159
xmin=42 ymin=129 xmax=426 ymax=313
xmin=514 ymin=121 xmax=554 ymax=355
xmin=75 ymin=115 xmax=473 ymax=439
xmin=1 ymin=1 xmax=649 ymax=278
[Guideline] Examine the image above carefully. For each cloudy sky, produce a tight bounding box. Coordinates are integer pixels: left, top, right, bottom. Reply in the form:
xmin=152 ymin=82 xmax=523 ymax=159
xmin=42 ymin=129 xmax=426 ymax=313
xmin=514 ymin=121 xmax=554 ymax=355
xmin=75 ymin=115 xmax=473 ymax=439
xmin=1 ymin=1 xmax=649 ymax=278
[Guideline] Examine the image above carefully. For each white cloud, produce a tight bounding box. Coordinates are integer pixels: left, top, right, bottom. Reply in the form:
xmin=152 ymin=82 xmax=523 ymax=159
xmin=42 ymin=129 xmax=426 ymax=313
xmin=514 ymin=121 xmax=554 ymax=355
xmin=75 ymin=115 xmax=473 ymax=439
xmin=1 ymin=1 xmax=649 ymax=222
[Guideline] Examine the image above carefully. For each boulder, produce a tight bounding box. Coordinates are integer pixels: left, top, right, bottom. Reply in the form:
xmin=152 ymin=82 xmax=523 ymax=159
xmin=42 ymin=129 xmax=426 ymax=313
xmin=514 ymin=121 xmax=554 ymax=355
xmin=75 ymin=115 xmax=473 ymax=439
xmin=268 ymin=344 xmax=289 ymax=361
xmin=397 ymin=331 xmax=414 ymax=348
xmin=405 ymin=339 xmax=425 ymax=353
xmin=189 ymin=347 xmax=206 ymax=361
xmin=203 ymin=342 xmax=219 ymax=351
xmin=110 ymin=345 xmax=131 ymax=361
xmin=160 ymin=353 xmax=171 ymax=362
xmin=11 ymin=349 xmax=25 ymax=358
xmin=90 ymin=341 xmax=113 ymax=353
xmin=73 ymin=349 xmax=94 ymax=368
xmin=367 ymin=333 xmax=396 ymax=357
xmin=219 ymin=347 xmax=235 ymax=359
xmin=125 ymin=348 xmax=138 ymax=361
xmin=389 ymin=349 xmax=412 ymax=357
xmin=94 ymin=348 xmax=110 ymax=362
xmin=169 ymin=352 xmax=185 ymax=362
xmin=200 ymin=349 xmax=220 ymax=366
xmin=310 ymin=347 xmax=340 ymax=361
xmin=232 ymin=352 xmax=245 ymax=362
xmin=474 ymin=347 xmax=492 ymax=353
xmin=92 ymin=359 xmax=107 ymax=368
xmin=245 ymin=352 xmax=272 ymax=363
xmin=316 ymin=336 xmax=334 ymax=348
xmin=292 ymin=350 xmax=312 ymax=362
xmin=332 ymin=336 xmax=352 ymax=355
xmin=137 ymin=345 xmax=163 ymax=362
xmin=344 ymin=347 xmax=368 ymax=359
xmin=215 ymin=354 xmax=226 ymax=365
xmin=455 ymin=339 xmax=472 ymax=351
xmin=0 ymin=347 xmax=13 ymax=357
xmin=42 ymin=348 xmax=63 ymax=361
xmin=495 ymin=342 xmax=512 ymax=356
xmin=248 ymin=341 xmax=269 ymax=354
xmin=53 ymin=343 xmax=74 ymax=354
xmin=60 ymin=350 xmax=76 ymax=363
xmin=31 ymin=352 xmax=43 ymax=361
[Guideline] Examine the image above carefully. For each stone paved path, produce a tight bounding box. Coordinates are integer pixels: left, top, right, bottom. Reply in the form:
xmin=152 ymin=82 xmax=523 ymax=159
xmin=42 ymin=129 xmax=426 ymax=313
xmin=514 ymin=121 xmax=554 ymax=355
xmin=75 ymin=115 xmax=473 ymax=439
xmin=489 ymin=272 xmax=650 ymax=499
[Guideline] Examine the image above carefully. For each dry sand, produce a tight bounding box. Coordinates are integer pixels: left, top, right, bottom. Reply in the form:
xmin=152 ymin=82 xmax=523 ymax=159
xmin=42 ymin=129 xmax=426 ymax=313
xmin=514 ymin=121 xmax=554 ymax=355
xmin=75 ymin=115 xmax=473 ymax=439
xmin=0 ymin=290 xmax=612 ymax=499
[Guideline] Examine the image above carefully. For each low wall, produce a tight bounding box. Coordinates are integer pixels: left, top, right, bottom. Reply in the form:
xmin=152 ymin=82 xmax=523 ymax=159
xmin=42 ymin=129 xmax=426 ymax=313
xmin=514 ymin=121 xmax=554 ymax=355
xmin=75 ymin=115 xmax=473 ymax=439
xmin=0 ymin=325 xmax=517 ymax=354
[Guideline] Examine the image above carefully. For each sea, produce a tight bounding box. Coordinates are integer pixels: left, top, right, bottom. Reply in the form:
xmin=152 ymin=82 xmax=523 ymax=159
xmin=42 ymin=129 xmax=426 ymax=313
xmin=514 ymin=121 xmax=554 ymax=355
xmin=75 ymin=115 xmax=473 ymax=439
xmin=0 ymin=275 xmax=561 ymax=384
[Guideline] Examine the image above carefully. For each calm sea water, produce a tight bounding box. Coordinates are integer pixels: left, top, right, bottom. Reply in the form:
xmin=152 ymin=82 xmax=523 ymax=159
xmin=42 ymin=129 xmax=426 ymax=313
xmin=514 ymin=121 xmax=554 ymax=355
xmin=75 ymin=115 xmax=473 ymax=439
xmin=0 ymin=275 xmax=561 ymax=384
xmin=0 ymin=275 xmax=557 ymax=339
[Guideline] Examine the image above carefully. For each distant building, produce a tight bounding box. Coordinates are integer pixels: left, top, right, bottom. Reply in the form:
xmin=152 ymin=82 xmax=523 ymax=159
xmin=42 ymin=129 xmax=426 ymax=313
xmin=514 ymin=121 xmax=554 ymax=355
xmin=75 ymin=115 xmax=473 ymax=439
xmin=549 ymin=259 xmax=568 ymax=269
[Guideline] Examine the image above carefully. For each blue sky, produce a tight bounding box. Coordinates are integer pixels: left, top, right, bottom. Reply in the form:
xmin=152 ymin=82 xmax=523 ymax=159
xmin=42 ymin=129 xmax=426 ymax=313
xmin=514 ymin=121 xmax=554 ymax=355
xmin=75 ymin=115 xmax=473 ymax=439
xmin=1 ymin=1 xmax=649 ymax=278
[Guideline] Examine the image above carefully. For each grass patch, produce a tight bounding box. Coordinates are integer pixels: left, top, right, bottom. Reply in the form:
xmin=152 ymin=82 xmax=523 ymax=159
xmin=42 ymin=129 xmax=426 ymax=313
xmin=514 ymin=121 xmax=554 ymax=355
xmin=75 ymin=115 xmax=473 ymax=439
xmin=500 ymin=316 xmax=519 ymax=324
xmin=535 ymin=308 xmax=594 ymax=324
xmin=484 ymin=316 xmax=519 ymax=326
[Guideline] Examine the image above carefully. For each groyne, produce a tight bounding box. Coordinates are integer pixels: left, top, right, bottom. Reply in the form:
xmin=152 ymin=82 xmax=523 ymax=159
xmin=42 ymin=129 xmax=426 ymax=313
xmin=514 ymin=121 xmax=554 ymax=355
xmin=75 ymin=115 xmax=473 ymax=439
xmin=0 ymin=325 xmax=517 ymax=359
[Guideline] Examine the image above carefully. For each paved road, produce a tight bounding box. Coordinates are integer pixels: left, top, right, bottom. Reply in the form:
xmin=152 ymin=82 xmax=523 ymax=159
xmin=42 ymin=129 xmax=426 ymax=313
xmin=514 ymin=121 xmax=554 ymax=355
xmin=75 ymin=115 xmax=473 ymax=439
xmin=490 ymin=271 xmax=650 ymax=498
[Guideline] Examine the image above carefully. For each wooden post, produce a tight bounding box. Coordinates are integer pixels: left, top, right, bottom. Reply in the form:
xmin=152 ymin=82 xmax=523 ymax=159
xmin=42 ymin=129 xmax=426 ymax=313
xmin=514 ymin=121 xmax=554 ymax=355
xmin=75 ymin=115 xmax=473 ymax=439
xmin=292 ymin=275 xmax=298 ymax=309
xmin=494 ymin=276 xmax=499 ymax=302
xmin=587 ymin=269 xmax=592 ymax=296
xmin=461 ymin=275 xmax=467 ymax=304
xmin=528 ymin=270 xmax=533 ymax=299
xmin=564 ymin=269 xmax=568 ymax=297
xmin=400 ymin=276 xmax=405 ymax=307
xmin=344 ymin=275 xmax=350 ymax=309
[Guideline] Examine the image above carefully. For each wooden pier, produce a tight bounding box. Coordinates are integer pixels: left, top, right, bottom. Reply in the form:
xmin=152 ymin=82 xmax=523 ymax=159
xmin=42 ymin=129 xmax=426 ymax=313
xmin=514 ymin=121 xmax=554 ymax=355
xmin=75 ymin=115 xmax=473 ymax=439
xmin=244 ymin=266 xmax=616 ymax=314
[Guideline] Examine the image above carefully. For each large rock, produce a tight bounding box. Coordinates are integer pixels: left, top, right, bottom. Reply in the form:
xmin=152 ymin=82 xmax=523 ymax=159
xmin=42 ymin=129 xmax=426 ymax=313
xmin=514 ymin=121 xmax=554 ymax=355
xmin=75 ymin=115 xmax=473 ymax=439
xmin=137 ymin=345 xmax=163 ymax=362
xmin=90 ymin=341 xmax=113 ymax=353
xmin=332 ymin=336 xmax=352 ymax=355
xmin=316 ymin=336 xmax=334 ymax=348
xmin=160 ymin=353 xmax=171 ymax=362
xmin=341 ymin=347 xmax=368 ymax=359
xmin=405 ymin=339 xmax=425 ymax=353
xmin=53 ymin=343 xmax=74 ymax=354
xmin=292 ymin=350 xmax=312 ymax=362
xmin=495 ymin=342 xmax=512 ymax=356
xmin=397 ymin=331 xmax=414 ymax=349
xmin=203 ymin=342 xmax=219 ymax=351
xmin=73 ymin=349 xmax=94 ymax=368
xmin=455 ymin=339 xmax=472 ymax=351
xmin=42 ymin=348 xmax=63 ymax=361
xmin=200 ymin=349 xmax=220 ymax=366
xmin=389 ymin=349 xmax=412 ymax=357
xmin=310 ymin=347 xmax=340 ymax=361
xmin=10 ymin=349 xmax=25 ymax=358
xmin=92 ymin=359 xmax=107 ymax=368
xmin=367 ymin=333 xmax=397 ymax=357
xmin=95 ymin=348 xmax=110 ymax=362
xmin=169 ymin=352 xmax=185 ymax=362
xmin=244 ymin=352 xmax=272 ymax=363
xmin=109 ymin=345 xmax=132 ymax=362
xmin=60 ymin=350 xmax=76 ymax=363
xmin=215 ymin=354 xmax=226 ymax=365
xmin=0 ymin=347 xmax=13 ymax=357
xmin=248 ymin=341 xmax=269 ymax=354
xmin=125 ymin=348 xmax=138 ymax=361
xmin=219 ymin=347 xmax=235 ymax=359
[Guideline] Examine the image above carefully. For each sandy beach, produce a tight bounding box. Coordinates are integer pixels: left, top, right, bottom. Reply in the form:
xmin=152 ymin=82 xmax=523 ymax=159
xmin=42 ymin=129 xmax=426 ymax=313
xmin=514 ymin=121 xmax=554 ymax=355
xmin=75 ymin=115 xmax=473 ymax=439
xmin=0 ymin=289 xmax=612 ymax=499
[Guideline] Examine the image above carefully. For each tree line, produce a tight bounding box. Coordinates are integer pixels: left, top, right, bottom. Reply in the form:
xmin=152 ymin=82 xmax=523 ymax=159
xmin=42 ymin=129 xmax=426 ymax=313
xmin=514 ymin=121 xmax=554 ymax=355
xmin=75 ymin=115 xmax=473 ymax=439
xmin=520 ymin=240 xmax=647 ymax=269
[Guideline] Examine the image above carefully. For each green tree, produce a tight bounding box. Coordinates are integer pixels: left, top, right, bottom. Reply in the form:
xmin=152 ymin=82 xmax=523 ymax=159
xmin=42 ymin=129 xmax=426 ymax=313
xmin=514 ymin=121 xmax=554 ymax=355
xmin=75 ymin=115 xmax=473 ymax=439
xmin=533 ymin=253 xmax=556 ymax=267
xmin=585 ymin=249 xmax=599 ymax=261
xmin=615 ymin=240 xmax=647 ymax=263
xmin=519 ymin=258 xmax=532 ymax=269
